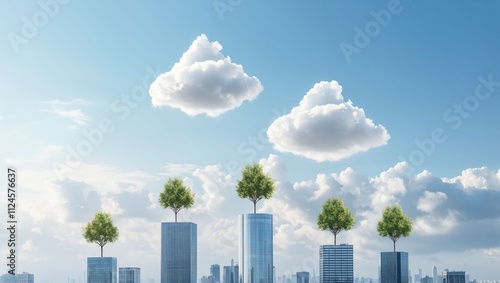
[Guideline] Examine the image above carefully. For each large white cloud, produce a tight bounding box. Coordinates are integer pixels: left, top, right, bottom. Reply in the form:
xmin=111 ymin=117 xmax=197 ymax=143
xmin=149 ymin=34 xmax=263 ymax=117
xmin=267 ymin=81 xmax=390 ymax=161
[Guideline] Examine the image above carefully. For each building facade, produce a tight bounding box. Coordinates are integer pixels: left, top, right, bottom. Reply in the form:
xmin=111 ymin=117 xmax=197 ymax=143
xmin=319 ymin=245 xmax=353 ymax=283
xmin=223 ymin=261 xmax=239 ymax=283
xmin=161 ymin=222 xmax=197 ymax=283
xmin=442 ymin=271 xmax=466 ymax=283
xmin=239 ymin=213 xmax=273 ymax=283
xmin=15 ymin=272 xmax=34 ymax=283
xmin=420 ymin=276 xmax=432 ymax=283
xmin=87 ymin=257 xmax=117 ymax=283
xmin=380 ymin=252 xmax=408 ymax=283
xmin=119 ymin=267 xmax=140 ymax=283
xmin=211 ymin=264 xmax=221 ymax=283
xmin=297 ymin=271 xmax=310 ymax=283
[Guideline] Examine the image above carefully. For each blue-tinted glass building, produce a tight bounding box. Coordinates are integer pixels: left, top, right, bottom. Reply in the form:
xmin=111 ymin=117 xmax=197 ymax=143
xmin=443 ymin=271 xmax=466 ymax=283
xmin=297 ymin=271 xmax=310 ymax=283
xmin=119 ymin=267 xmax=140 ymax=283
xmin=161 ymin=222 xmax=197 ymax=283
xmin=211 ymin=264 xmax=221 ymax=283
xmin=239 ymin=213 xmax=273 ymax=283
xmin=319 ymin=245 xmax=353 ymax=283
xmin=15 ymin=272 xmax=34 ymax=283
xmin=223 ymin=261 xmax=239 ymax=283
xmin=380 ymin=252 xmax=408 ymax=283
xmin=87 ymin=257 xmax=117 ymax=283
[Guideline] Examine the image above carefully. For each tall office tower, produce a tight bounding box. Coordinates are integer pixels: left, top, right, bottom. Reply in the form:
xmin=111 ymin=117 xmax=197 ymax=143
xmin=380 ymin=252 xmax=408 ymax=283
xmin=15 ymin=272 xmax=34 ymax=283
xmin=223 ymin=261 xmax=239 ymax=283
xmin=442 ymin=271 xmax=465 ymax=283
xmin=211 ymin=264 xmax=221 ymax=283
xmin=433 ymin=267 xmax=437 ymax=283
xmin=319 ymin=245 xmax=354 ymax=283
xmin=87 ymin=257 xmax=117 ymax=283
xmin=297 ymin=272 xmax=310 ymax=283
xmin=161 ymin=222 xmax=197 ymax=283
xmin=319 ymin=244 xmax=353 ymax=283
xmin=119 ymin=267 xmax=140 ymax=283
xmin=239 ymin=213 xmax=273 ymax=283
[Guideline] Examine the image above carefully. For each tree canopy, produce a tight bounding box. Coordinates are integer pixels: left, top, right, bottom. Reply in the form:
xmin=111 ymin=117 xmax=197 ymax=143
xmin=377 ymin=204 xmax=413 ymax=252
xmin=159 ymin=177 xmax=195 ymax=222
xmin=82 ymin=211 xmax=119 ymax=257
xmin=236 ymin=163 xmax=276 ymax=213
xmin=317 ymin=197 xmax=355 ymax=245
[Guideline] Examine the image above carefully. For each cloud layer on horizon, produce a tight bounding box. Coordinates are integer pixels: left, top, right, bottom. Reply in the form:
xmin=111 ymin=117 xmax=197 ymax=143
xmin=267 ymin=81 xmax=390 ymax=162
xmin=149 ymin=34 xmax=263 ymax=117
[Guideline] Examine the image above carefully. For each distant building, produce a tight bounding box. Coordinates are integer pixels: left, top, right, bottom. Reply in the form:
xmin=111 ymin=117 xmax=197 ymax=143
xmin=161 ymin=222 xmax=197 ymax=283
xmin=15 ymin=272 xmax=34 ymax=283
xmin=119 ymin=267 xmax=140 ymax=283
xmin=201 ymin=276 xmax=216 ymax=283
xmin=239 ymin=213 xmax=273 ymax=283
xmin=420 ymin=276 xmax=432 ymax=283
xmin=320 ymin=244 xmax=353 ymax=283
xmin=380 ymin=252 xmax=408 ymax=283
xmin=433 ymin=266 xmax=438 ymax=283
xmin=87 ymin=257 xmax=117 ymax=283
xmin=0 ymin=274 xmax=16 ymax=283
xmin=297 ymin=271 xmax=309 ymax=283
xmin=211 ymin=264 xmax=221 ymax=283
xmin=442 ymin=271 xmax=465 ymax=283
xmin=223 ymin=260 xmax=239 ymax=283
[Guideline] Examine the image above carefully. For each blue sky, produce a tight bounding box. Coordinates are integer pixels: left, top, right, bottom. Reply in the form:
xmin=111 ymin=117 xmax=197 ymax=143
xmin=1 ymin=1 xmax=500 ymax=282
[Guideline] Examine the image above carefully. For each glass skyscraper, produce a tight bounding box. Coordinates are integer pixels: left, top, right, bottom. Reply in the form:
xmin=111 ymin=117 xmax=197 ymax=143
xmin=87 ymin=257 xmax=117 ymax=283
xmin=443 ymin=271 xmax=466 ymax=283
xmin=161 ymin=222 xmax=197 ymax=283
xmin=119 ymin=267 xmax=140 ymax=283
xmin=223 ymin=260 xmax=239 ymax=283
xmin=239 ymin=213 xmax=273 ymax=283
xmin=380 ymin=252 xmax=409 ymax=283
xmin=297 ymin=271 xmax=310 ymax=283
xmin=211 ymin=264 xmax=221 ymax=283
xmin=319 ymin=244 xmax=353 ymax=283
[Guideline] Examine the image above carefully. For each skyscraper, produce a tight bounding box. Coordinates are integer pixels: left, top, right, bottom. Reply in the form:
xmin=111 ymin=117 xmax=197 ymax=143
xmin=161 ymin=222 xmax=197 ymax=283
xmin=433 ymin=266 xmax=437 ymax=283
xmin=119 ymin=267 xmax=140 ymax=283
xmin=421 ymin=276 xmax=433 ymax=283
xmin=15 ymin=272 xmax=34 ymax=283
xmin=380 ymin=252 xmax=408 ymax=283
xmin=211 ymin=264 xmax=221 ymax=283
xmin=87 ymin=257 xmax=117 ymax=283
xmin=297 ymin=272 xmax=310 ymax=283
xmin=319 ymin=244 xmax=353 ymax=283
xmin=239 ymin=213 xmax=273 ymax=283
xmin=223 ymin=262 xmax=239 ymax=283
xmin=442 ymin=271 xmax=465 ymax=283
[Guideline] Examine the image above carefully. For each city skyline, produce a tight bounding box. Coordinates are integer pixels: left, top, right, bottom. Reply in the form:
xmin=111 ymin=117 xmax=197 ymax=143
xmin=1 ymin=1 xmax=500 ymax=282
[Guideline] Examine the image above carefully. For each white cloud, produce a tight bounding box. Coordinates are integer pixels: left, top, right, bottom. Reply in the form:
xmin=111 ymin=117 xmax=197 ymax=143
xmin=413 ymin=210 xmax=459 ymax=235
xmin=161 ymin=162 xmax=201 ymax=176
xmin=444 ymin=166 xmax=500 ymax=190
xmin=192 ymin=164 xmax=232 ymax=213
xmin=417 ymin=191 xmax=448 ymax=213
xmin=42 ymin=99 xmax=89 ymax=126
xmin=267 ymin=81 xmax=390 ymax=162
xmin=149 ymin=34 xmax=263 ymax=117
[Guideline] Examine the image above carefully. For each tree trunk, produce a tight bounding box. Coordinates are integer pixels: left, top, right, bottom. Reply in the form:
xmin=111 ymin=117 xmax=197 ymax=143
xmin=175 ymin=212 xmax=178 ymax=223
xmin=101 ymin=245 xmax=103 ymax=257
xmin=393 ymin=240 xmax=396 ymax=252
xmin=334 ymin=234 xmax=337 ymax=245
xmin=253 ymin=201 xmax=256 ymax=213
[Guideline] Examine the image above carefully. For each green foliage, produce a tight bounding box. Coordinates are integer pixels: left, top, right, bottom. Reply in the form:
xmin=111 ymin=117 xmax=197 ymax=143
xmin=317 ymin=197 xmax=355 ymax=245
xmin=236 ymin=163 xmax=276 ymax=213
xmin=159 ymin=177 xmax=195 ymax=222
xmin=82 ymin=211 xmax=119 ymax=257
xmin=377 ymin=204 xmax=413 ymax=251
